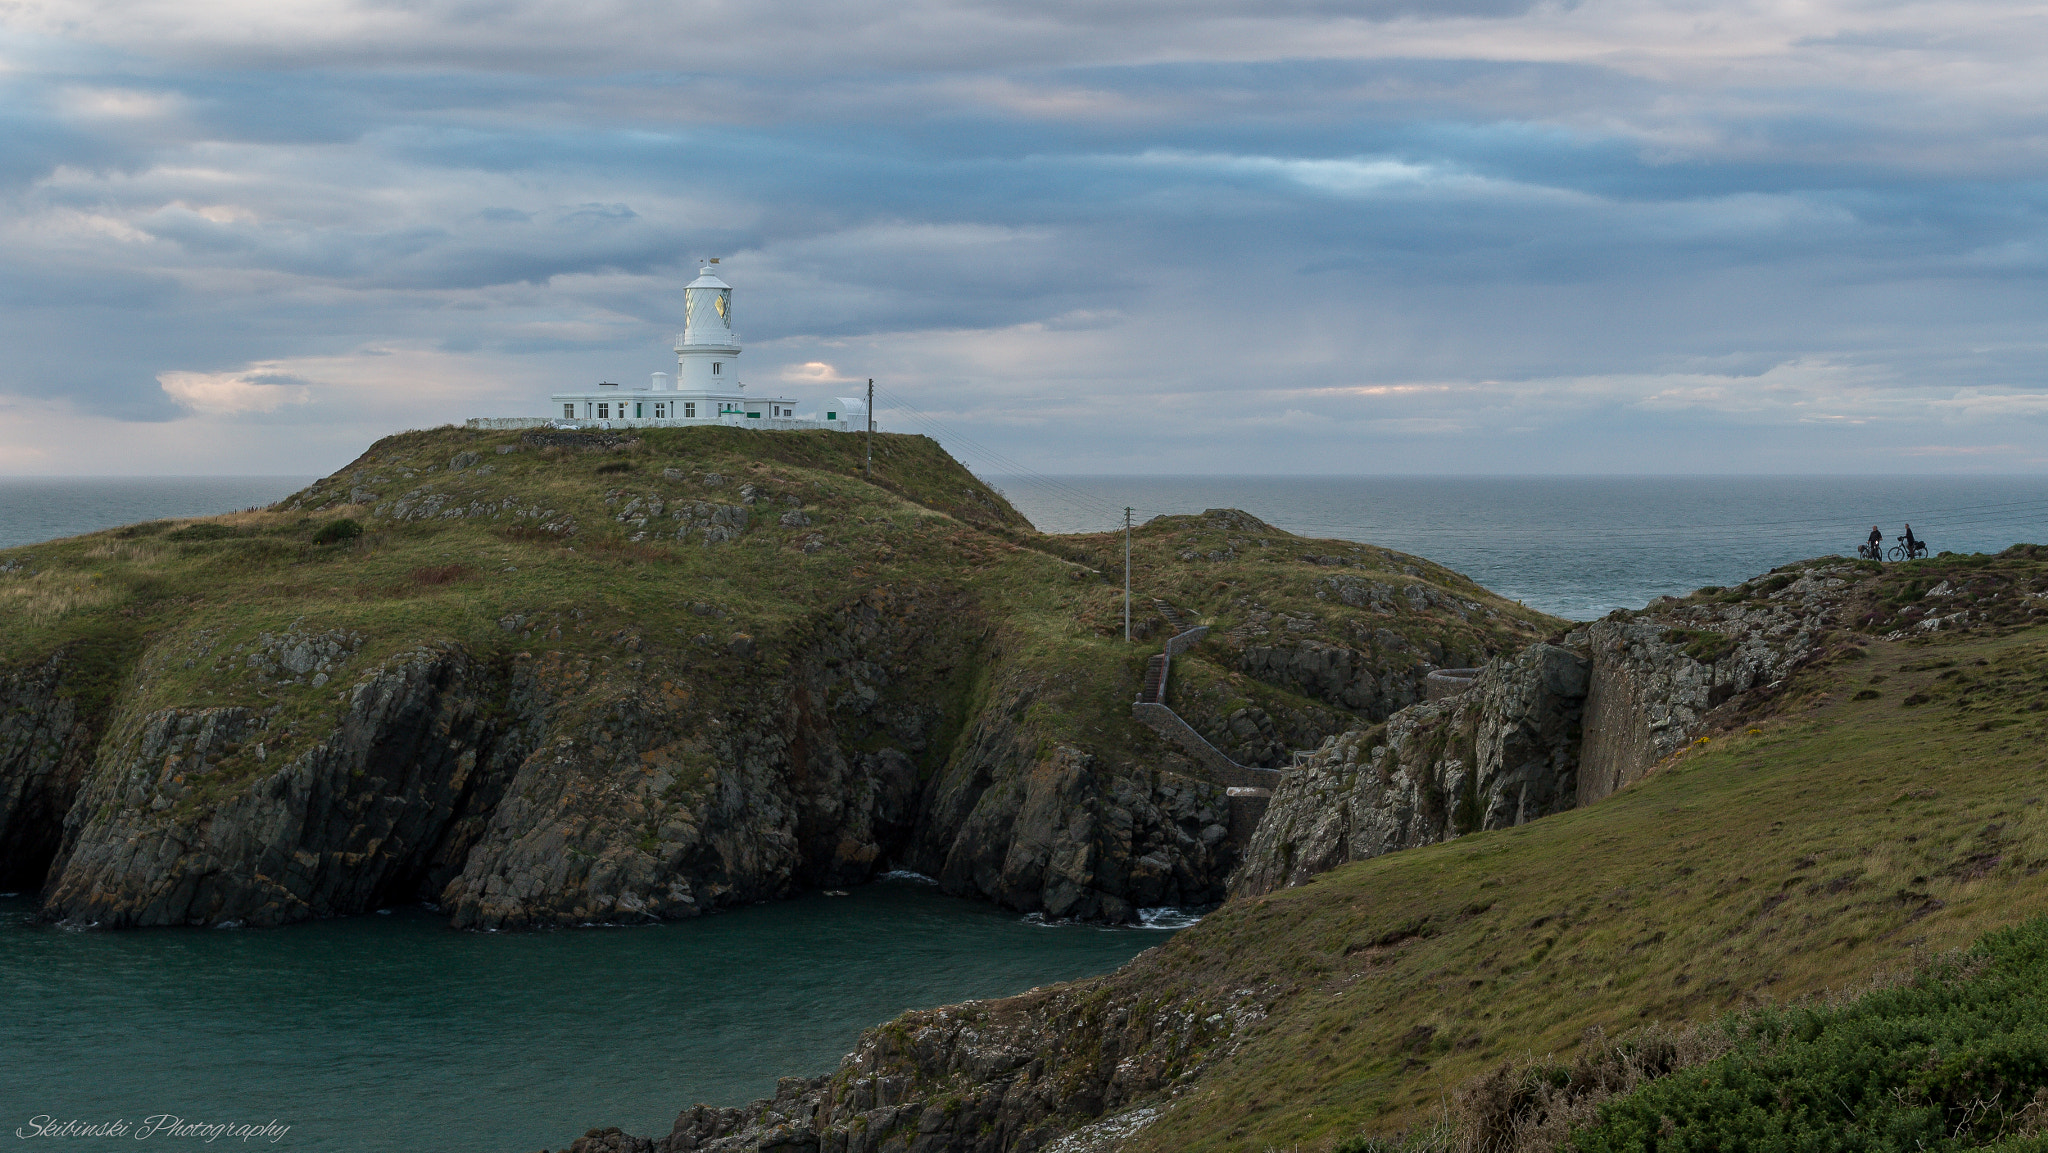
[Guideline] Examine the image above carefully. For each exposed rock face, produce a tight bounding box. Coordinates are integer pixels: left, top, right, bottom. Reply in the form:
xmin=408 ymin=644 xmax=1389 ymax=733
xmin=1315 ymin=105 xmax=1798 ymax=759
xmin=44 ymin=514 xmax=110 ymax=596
xmin=1235 ymin=639 xmax=1428 ymax=721
xmin=17 ymin=583 xmax=1244 ymax=929
xmin=1188 ymin=700 xmax=1340 ymax=769
xmin=562 ymin=959 xmax=1270 ymax=1153
xmin=43 ymin=646 xmax=532 ymax=928
xmin=1578 ymin=573 xmax=1838 ymax=805
xmin=1233 ymin=564 xmax=1860 ymax=898
xmin=1231 ymin=643 xmax=1589 ymax=897
xmin=0 ymin=653 xmax=98 ymax=890
xmin=909 ymin=700 xmax=1235 ymax=921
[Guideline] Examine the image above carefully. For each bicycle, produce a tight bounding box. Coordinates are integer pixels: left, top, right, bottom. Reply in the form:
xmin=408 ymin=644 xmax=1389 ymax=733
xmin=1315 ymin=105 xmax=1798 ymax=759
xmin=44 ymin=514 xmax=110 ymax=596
xmin=1857 ymin=542 xmax=1883 ymax=560
xmin=1887 ymin=538 xmax=1929 ymax=561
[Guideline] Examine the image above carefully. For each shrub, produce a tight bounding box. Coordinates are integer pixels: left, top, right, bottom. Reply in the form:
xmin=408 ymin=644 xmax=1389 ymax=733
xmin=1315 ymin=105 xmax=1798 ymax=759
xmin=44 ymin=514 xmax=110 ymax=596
xmin=167 ymin=522 xmax=241 ymax=541
xmin=1661 ymin=627 xmax=1736 ymax=665
xmin=1573 ymin=917 xmax=2048 ymax=1151
xmin=312 ymin=518 xmax=363 ymax=545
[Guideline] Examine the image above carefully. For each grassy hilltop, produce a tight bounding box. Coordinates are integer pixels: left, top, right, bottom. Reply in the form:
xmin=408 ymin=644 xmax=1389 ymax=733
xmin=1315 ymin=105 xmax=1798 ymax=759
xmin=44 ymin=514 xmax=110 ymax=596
xmin=0 ymin=425 xmax=1556 ymax=916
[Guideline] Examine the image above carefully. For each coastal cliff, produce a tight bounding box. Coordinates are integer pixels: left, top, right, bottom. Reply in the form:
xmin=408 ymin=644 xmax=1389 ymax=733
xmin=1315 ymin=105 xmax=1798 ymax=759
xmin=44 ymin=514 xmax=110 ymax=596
xmin=0 ymin=427 xmax=1556 ymax=929
xmin=561 ymin=546 xmax=2048 ymax=1153
xmin=1230 ymin=563 xmax=1862 ymax=898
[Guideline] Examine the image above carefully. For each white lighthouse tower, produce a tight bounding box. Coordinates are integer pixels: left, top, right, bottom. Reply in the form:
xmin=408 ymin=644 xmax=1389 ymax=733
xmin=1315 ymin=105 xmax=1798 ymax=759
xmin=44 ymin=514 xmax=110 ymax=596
xmin=676 ymin=263 xmax=740 ymax=394
xmin=525 ymin=260 xmax=853 ymax=429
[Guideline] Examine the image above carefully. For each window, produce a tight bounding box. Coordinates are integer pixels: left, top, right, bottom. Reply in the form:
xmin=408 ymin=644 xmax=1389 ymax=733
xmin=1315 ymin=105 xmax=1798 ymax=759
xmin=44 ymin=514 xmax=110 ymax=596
xmin=654 ymin=403 xmax=665 ymax=418
xmin=711 ymin=362 xmax=721 ymax=375
xmin=684 ymin=402 xmax=696 ymax=418
xmin=598 ymin=403 xmax=609 ymax=419
xmin=563 ymin=404 xmax=574 ymax=419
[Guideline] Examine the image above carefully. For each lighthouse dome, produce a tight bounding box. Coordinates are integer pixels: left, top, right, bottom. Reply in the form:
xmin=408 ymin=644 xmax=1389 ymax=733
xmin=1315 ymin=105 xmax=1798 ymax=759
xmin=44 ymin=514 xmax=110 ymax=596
xmin=681 ymin=263 xmax=736 ymax=348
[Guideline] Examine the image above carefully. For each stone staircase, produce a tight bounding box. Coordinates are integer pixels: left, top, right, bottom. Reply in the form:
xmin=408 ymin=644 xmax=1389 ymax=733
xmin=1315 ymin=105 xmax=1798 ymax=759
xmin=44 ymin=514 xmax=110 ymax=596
xmin=1130 ymin=602 xmax=1284 ymax=842
xmin=1139 ymin=653 xmax=1169 ymax=704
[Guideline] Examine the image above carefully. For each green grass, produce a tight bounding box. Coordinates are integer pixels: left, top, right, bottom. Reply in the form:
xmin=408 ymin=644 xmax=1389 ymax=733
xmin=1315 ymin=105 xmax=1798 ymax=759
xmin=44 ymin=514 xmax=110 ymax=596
xmin=1572 ymin=914 xmax=2048 ymax=1150
xmin=1060 ymin=601 xmax=2048 ymax=1152
xmin=0 ymin=425 xmax=1557 ymax=851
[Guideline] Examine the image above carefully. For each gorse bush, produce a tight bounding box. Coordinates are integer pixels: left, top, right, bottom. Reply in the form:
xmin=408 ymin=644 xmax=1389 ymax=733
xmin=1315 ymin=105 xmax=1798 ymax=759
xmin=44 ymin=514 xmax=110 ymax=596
xmin=1573 ymin=916 xmax=2048 ymax=1152
xmin=311 ymin=518 xmax=362 ymax=545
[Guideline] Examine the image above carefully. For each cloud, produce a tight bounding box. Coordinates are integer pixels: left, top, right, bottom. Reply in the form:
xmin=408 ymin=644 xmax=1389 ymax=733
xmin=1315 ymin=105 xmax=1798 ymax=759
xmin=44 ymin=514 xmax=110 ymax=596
xmin=781 ymin=360 xmax=857 ymax=384
xmin=0 ymin=0 xmax=2044 ymax=477
xmin=158 ymin=367 xmax=313 ymax=413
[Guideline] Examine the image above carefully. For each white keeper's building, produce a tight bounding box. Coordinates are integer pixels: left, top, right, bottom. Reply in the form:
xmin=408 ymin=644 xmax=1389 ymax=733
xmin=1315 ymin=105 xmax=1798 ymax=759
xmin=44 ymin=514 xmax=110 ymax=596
xmin=468 ymin=262 xmax=864 ymax=433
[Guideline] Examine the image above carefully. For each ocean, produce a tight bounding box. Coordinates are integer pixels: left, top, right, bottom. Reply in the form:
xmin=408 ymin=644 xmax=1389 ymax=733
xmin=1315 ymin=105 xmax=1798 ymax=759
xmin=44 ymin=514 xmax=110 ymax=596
xmin=987 ymin=474 xmax=2048 ymax=619
xmin=0 ymin=477 xmax=315 ymax=552
xmin=0 ymin=882 xmax=1174 ymax=1152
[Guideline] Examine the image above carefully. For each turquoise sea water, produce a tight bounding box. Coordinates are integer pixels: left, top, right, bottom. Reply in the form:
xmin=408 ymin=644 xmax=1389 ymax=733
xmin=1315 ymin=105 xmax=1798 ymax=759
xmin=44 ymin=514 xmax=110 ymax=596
xmin=0 ymin=880 xmax=1173 ymax=1152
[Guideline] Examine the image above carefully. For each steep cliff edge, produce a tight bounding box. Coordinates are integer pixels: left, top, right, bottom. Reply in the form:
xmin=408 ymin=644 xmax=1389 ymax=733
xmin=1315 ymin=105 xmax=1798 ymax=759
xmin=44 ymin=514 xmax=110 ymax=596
xmin=1230 ymin=560 xmax=1904 ymax=898
xmin=0 ymin=427 xmax=1556 ymax=929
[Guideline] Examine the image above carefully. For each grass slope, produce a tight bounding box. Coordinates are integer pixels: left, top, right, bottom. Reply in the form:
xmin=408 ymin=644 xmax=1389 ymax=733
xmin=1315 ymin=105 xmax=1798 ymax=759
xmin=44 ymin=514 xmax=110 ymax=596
xmin=1101 ymin=559 xmax=2048 ymax=1152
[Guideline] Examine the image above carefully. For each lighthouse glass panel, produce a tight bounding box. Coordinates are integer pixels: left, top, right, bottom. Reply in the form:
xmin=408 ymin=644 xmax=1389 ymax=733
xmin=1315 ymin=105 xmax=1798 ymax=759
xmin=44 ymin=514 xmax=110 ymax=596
xmin=714 ymin=288 xmax=730 ymax=323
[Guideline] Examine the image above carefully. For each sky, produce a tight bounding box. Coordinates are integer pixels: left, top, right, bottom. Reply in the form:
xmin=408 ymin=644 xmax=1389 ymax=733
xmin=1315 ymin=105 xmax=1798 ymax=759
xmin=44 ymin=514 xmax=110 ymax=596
xmin=1 ymin=0 xmax=2046 ymax=477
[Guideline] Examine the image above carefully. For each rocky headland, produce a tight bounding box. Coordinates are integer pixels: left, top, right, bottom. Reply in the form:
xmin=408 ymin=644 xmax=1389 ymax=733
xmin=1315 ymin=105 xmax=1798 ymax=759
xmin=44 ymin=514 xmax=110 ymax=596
xmin=0 ymin=426 xmax=1552 ymax=932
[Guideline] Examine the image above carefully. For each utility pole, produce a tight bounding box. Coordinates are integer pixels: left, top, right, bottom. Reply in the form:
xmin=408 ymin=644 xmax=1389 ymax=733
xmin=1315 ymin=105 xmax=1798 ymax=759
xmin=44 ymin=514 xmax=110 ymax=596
xmin=1124 ymin=506 xmax=1133 ymax=642
xmin=865 ymin=378 xmax=874 ymax=478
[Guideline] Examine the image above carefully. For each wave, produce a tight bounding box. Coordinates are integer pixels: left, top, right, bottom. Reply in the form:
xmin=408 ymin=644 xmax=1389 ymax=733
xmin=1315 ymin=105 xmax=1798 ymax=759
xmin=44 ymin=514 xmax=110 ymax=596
xmin=1019 ymin=907 xmax=1205 ymax=931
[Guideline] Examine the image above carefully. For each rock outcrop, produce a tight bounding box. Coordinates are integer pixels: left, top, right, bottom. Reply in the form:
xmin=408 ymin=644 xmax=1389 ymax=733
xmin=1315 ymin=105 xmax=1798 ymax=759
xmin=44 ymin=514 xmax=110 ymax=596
xmin=1576 ymin=569 xmax=1841 ymax=805
xmin=561 ymin=954 xmax=1272 ymax=1153
xmin=1231 ymin=642 xmax=1589 ymax=897
xmin=1233 ymin=562 xmax=1863 ymax=898
xmin=908 ymin=728 xmax=1234 ymax=921
xmin=21 ymin=583 xmax=1243 ymax=929
xmin=45 ymin=645 xmax=530 ymax=927
xmin=0 ymin=652 xmax=99 ymax=891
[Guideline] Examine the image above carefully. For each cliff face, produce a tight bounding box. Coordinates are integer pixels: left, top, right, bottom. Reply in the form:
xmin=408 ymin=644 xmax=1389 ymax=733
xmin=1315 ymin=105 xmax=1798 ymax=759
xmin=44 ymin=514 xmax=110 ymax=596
xmin=1576 ymin=568 xmax=1842 ymax=805
xmin=35 ymin=586 xmax=1026 ymax=929
xmin=910 ymin=716 xmax=1234 ymax=921
xmin=0 ymin=652 xmax=98 ymax=891
xmin=1231 ymin=563 xmax=1864 ymax=899
xmin=45 ymin=645 xmax=528 ymax=927
xmin=1230 ymin=642 xmax=1589 ymax=897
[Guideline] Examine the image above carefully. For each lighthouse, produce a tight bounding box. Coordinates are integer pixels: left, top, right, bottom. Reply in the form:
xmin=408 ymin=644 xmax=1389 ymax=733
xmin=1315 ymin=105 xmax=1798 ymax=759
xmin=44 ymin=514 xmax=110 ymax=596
xmin=517 ymin=261 xmax=858 ymax=431
xmin=675 ymin=263 xmax=740 ymax=393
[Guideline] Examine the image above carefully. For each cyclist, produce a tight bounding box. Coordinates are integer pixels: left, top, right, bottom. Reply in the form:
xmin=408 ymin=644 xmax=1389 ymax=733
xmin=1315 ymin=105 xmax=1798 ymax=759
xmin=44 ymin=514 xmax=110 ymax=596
xmin=1867 ymin=525 xmax=1883 ymax=558
xmin=1901 ymin=523 xmax=1922 ymax=558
